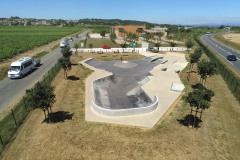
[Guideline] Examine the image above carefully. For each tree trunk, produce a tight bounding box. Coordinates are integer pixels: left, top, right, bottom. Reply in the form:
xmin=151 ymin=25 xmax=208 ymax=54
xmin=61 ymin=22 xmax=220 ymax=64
xmin=43 ymin=109 xmax=46 ymax=119
xmin=204 ymin=78 xmax=207 ymax=86
xmin=64 ymin=70 xmax=67 ymax=79
xmin=189 ymin=64 xmax=192 ymax=73
xmin=46 ymin=108 xmax=51 ymax=123
xmin=49 ymin=106 xmax=53 ymax=113
xmin=193 ymin=107 xmax=199 ymax=128
xmin=188 ymin=107 xmax=193 ymax=127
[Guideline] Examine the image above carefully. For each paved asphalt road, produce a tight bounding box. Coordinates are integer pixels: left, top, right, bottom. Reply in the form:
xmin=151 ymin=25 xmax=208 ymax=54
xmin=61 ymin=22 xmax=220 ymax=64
xmin=0 ymin=30 xmax=89 ymax=113
xmin=201 ymin=34 xmax=240 ymax=73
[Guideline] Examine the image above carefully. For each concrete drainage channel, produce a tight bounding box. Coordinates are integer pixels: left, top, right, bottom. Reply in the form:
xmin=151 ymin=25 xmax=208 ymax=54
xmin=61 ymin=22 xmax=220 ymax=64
xmin=93 ymin=75 xmax=158 ymax=116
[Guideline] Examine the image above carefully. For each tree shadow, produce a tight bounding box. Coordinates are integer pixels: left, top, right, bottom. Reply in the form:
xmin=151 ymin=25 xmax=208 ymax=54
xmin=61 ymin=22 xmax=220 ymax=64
xmin=71 ymin=63 xmax=79 ymax=66
xmin=177 ymin=114 xmax=202 ymax=128
xmin=67 ymin=75 xmax=80 ymax=81
xmin=191 ymin=83 xmax=205 ymax=90
xmin=43 ymin=111 xmax=74 ymax=123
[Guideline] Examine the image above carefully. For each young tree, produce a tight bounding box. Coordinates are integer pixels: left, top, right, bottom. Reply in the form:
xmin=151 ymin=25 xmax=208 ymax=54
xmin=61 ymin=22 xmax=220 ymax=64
xmin=154 ymin=42 xmax=161 ymax=51
xmin=24 ymin=83 xmax=56 ymax=122
xmin=185 ymin=39 xmax=194 ymax=52
xmin=156 ymin=32 xmax=164 ymax=41
xmin=100 ymin=30 xmax=106 ymax=38
xmin=58 ymin=57 xmax=71 ymax=79
xmin=144 ymin=32 xmax=154 ymax=41
xmin=185 ymin=86 xmax=214 ymax=127
xmin=89 ymin=43 xmax=93 ymax=48
xmin=189 ymin=51 xmax=201 ymax=72
xmin=120 ymin=42 xmax=128 ymax=52
xmin=61 ymin=46 xmax=72 ymax=58
xmin=197 ymin=60 xmax=217 ymax=85
xmin=74 ymin=43 xmax=79 ymax=54
xmin=118 ymin=28 xmax=126 ymax=37
xmin=110 ymin=33 xmax=117 ymax=42
xmin=170 ymin=42 xmax=177 ymax=51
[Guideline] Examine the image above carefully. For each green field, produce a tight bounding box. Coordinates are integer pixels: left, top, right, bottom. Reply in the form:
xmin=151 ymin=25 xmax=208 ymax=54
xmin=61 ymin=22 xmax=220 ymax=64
xmin=85 ymin=38 xmax=121 ymax=48
xmin=0 ymin=26 xmax=82 ymax=61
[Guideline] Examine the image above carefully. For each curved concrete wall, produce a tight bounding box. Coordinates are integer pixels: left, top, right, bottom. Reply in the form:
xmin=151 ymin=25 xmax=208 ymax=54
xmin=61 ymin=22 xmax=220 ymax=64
xmin=92 ymin=96 xmax=158 ymax=116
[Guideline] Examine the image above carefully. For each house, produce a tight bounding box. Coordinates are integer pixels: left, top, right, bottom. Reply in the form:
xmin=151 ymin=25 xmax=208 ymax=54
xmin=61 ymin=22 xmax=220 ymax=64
xmin=111 ymin=25 xmax=146 ymax=37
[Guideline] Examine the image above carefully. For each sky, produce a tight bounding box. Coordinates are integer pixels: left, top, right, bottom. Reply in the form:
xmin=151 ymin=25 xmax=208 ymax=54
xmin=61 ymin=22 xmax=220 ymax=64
xmin=1 ymin=0 xmax=240 ymax=25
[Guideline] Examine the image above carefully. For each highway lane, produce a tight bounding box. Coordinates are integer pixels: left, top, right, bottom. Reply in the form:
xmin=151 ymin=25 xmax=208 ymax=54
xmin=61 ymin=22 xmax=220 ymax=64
xmin=201 ymin=34 xmax=240 ymax=73
xmin=0 ymin=30 xmax=89 ymax=113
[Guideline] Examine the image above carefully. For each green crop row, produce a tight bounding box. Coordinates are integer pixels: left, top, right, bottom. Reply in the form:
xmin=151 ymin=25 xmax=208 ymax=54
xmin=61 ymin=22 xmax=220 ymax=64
xmin=0 ymin=26 xmax=81 ymax=61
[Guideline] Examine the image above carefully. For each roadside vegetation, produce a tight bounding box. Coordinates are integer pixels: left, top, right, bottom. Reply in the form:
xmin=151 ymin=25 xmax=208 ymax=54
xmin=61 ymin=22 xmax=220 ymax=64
xmin=214 ymin=34 xmax=240 ymax=51
xmin=32 ymin=51 xmax=49 ymax=58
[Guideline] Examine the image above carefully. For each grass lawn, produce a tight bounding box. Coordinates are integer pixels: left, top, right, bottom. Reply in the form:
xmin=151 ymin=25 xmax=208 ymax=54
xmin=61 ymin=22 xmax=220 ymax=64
xmin=85 ymin=38 xmax=121 ymax=48
xmin=1 ymin=53 xmax=240 ymax=159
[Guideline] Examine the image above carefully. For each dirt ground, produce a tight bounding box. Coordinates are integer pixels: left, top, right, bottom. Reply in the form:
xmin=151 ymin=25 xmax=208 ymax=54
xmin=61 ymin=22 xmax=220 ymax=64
xmin=1 ymin=54 xmax=240 ymax=160
xmin=222 ymin=33 xmax=240 ymax=44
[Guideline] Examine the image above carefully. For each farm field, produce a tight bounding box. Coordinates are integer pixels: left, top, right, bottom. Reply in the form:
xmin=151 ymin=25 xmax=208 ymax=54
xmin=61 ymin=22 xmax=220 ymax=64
xmin=0 ymin=26 xmax=81 ymax=61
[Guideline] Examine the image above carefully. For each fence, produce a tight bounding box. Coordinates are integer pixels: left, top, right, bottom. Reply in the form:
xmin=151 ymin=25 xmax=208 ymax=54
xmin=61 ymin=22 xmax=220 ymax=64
xmin=195 ymin=37 xmax=240 ymax=102
xmin=73 ymin=47 xmax=188 ymax=53
xmin=0 ymin=63 xmax=61 ymax=154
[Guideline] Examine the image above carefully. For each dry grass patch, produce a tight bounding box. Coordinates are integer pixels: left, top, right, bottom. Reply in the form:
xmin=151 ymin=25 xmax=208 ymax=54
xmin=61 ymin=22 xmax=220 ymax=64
xmin=2 ymin=54 xmax=240 ymax=160
xmin=214 ymin=34 xmax=240 ymax=51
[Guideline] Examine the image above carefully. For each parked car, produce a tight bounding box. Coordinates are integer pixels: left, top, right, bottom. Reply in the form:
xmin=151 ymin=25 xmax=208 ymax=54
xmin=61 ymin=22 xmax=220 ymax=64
xmin=226 ymin=55 xmax=237 ymax=61
xmin=103 ymin=45 xmax=111 ymax=49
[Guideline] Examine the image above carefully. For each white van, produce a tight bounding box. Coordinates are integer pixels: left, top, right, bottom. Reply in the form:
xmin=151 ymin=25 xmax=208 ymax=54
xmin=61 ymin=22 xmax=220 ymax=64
xmin=8 ymin=57 xmax=35 ymax=79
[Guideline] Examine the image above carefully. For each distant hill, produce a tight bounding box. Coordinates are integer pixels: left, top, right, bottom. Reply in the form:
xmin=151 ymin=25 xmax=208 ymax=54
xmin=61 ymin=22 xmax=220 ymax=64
xmin=78 ymin=18 xmax=158 ymax=28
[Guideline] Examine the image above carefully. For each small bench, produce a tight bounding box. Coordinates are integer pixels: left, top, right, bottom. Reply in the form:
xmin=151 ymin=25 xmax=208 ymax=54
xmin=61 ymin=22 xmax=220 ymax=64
xmin=161 ymin=60 xmax=168 ymax=64
xmin=113 ymin=50 xmax=120 ymax=53
xmin=123 ymin=54 xmax=128 ymax=56
xmin=90 ymin=50 xmax=95 ymax=53
xmin=113 ymin=54 xmax=118 ymax=57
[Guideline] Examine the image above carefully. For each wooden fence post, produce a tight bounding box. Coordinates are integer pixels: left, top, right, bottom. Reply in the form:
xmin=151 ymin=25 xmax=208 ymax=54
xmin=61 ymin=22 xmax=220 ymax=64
xmin=11 ymin=109 xmax=17 ymax=127
xmin=0 ymin=135 xmax=4 ymax=146
xmin=235 ymin=82 xmax=239 ymax=91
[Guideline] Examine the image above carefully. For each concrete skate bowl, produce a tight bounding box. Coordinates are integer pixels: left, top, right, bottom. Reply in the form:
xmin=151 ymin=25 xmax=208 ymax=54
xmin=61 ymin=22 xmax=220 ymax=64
xmin=93 ymin=75 xmax=158 ymax=116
